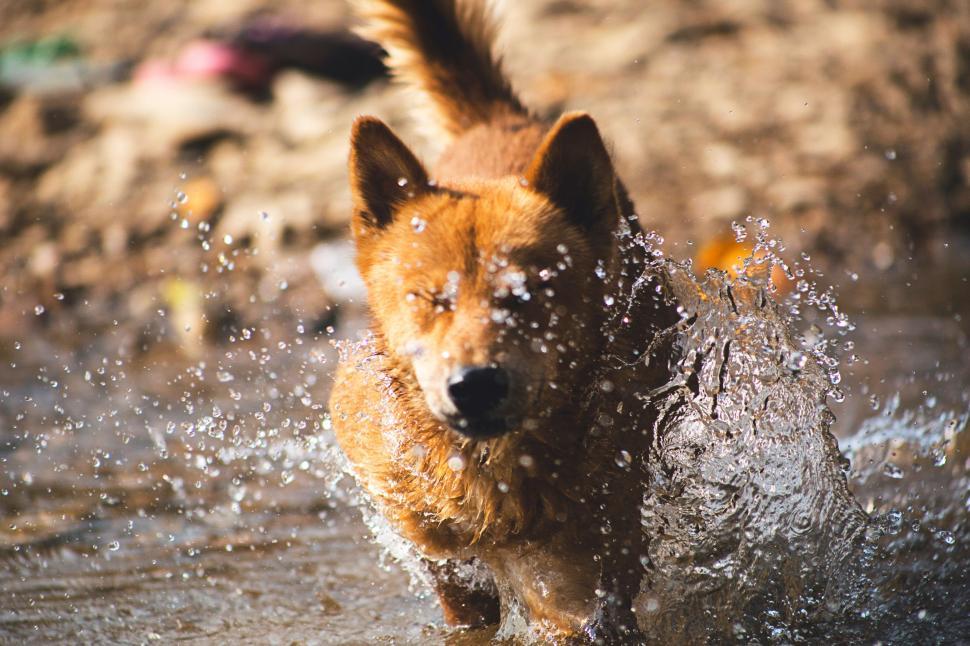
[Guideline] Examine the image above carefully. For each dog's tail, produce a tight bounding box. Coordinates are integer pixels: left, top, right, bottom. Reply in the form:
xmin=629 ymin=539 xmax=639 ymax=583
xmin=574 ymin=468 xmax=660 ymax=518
xmin=355 ymin=0 xmax=528 ymax=137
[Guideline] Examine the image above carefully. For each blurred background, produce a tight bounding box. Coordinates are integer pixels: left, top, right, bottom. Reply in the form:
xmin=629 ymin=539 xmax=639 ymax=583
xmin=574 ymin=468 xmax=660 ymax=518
xmin=1 ymin=0 xmax=969 ymax=348
xmin=0 ymin=0 xmax=968 ymax=643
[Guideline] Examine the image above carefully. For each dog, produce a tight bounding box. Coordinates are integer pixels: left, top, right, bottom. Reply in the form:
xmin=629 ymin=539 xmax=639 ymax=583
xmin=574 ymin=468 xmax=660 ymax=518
xmin=329 ymin=0 xmax=675 ymax=639
xmin=329 ymin=1 xmax=867 ymax=642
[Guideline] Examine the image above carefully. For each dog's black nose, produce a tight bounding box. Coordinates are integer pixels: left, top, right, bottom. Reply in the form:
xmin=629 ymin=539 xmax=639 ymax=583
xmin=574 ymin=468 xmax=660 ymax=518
xmin=447 ymin=366 xmax=510 ymax=420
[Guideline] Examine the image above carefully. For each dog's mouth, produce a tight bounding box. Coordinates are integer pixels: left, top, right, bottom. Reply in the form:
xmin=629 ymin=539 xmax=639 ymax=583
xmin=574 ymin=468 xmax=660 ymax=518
xmin=445 ymin=414 xmax=512 ymax=440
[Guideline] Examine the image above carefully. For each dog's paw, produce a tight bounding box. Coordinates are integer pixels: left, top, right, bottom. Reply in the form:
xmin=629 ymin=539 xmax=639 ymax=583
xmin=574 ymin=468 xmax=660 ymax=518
xmin=579 ymin=602 xmax=645 ymax=645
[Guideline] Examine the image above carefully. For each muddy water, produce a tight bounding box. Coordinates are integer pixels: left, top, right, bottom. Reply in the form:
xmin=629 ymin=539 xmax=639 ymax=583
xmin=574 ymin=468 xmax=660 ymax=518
xmin=1 ymin=260 xmax=968 ymax=644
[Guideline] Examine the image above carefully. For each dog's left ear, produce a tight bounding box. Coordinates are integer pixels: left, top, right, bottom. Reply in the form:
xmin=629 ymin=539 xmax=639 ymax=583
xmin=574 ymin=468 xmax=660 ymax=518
xmin=348 ymin=116 xmax=429 ymax=238
xmin=524 ymin=112 xmax=619 ymax=234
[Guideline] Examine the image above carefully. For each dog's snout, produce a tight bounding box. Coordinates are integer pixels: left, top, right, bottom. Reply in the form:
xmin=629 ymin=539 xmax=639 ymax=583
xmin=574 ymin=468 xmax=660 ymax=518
xmin=447 ymin=366 xmax=510 ymax=419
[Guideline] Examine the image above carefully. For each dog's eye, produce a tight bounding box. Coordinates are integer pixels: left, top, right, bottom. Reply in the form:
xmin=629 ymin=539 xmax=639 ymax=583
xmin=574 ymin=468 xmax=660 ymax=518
xmin=494 ymin=284 xmax=531 ymax=306
xmin=494 ymin=270 xmax=561 ymax=308
xmin=493 ymin=270 xmax=533 ymax=305
xmin=406 ymin=289 xmax=454 ymax=313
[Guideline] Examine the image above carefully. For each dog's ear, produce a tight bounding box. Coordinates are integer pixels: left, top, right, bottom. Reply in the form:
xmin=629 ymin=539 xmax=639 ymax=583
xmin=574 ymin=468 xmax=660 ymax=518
xmin=349 ymin=116 xmax=429 ymax=237
xmin=524 ymin=112 xmax=619 ymax=234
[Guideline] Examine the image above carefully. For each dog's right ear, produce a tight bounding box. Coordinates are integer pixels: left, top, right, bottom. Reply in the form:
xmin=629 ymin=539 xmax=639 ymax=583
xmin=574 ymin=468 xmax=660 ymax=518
xmin=524 ymin=112 xmax=619 ymax=236
xmin=349 ymin=116 xmax=429 ymax=239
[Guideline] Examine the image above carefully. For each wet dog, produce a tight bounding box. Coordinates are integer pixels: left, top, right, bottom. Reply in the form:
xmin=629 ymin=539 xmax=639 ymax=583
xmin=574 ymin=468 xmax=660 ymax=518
xmin=329 ymin=0 xmax=865 ymax=642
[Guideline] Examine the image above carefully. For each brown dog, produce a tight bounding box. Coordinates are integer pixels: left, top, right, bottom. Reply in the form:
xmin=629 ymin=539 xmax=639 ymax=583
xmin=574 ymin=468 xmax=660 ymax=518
xmin=329 ymin=1 xmax=681 ymax=640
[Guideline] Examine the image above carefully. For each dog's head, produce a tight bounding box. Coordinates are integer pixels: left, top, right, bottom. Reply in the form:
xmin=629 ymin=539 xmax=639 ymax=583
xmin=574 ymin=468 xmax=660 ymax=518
xmin=348 ymin=113 xmax=622 ymax=440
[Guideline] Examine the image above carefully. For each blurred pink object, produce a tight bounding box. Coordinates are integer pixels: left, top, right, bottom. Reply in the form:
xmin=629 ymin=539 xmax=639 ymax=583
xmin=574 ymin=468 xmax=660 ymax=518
xmin=133 ymin=59 xmax=180 ymax=85
xmin=176 ymin=41 xmax=269 ymax=85
xmin=134 ymin=40 xmax=270 ymax=89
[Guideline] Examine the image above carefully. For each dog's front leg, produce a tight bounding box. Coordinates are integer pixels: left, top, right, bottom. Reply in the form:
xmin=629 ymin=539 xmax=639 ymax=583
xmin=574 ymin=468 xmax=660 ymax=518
xmin=425 ymin=558 xmax=501 ymax=628
xmin=580 ymin=556 xmax=645 ymax=646
xmin=581 ymin=587 xmax=644 ymax=645
xmin=580 ymin=485 xmax=648 ymax=644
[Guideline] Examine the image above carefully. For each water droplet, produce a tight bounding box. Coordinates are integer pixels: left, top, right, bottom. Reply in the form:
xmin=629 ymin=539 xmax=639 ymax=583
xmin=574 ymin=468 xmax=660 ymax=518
xmin=786 ymin=351 xmax=807 ymax=371
xmin=410 ymin=216 xmax=427 ymax=233
xmin=397 ymin=177 xmax=408 ymax=187
xmin=884 ymin=149 xmax=897 ymax=161
xmin=447 ymin=454 xmax=465 ymax=471
xmin=34 ymin=305 xmax=45 ymax=315
xmin=885 ymin=509 xmax=903 ymax=534
xmin=882 ymin=462 xmax=904 ymax=479
xmin=731 ymin=221 xmax=747 ymax=242
xmin=936 ymin=530 xmax=955 ymax=545
xmin=223 ymin=234 xmax=233 ymax=245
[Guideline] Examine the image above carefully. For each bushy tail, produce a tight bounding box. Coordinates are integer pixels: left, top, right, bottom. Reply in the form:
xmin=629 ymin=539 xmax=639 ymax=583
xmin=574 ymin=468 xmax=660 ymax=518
xmin=355 ymin=0 xmax=527 ymax=137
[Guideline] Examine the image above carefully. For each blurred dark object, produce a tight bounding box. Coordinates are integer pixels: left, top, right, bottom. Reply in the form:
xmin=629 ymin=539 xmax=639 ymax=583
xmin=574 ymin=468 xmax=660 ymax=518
xmin=131 ymin=23 xmax=386 ymax=94
xmin=231 ymin=19 xmax=386 ymax=86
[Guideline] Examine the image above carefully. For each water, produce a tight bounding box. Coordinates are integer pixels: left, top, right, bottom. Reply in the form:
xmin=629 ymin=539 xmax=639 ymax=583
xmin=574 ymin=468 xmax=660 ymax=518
xmin=0 ymin=332 xmax=446 ymax=643
xmin=1 ymin=246 xmax=968 ymax=643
